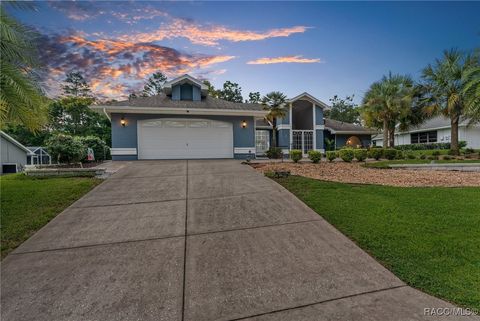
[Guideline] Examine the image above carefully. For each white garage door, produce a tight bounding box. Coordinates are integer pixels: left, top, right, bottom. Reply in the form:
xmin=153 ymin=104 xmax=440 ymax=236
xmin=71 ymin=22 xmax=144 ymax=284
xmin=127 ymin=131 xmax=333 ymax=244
xmin=138 ymin=118 xmax=234 ymax=159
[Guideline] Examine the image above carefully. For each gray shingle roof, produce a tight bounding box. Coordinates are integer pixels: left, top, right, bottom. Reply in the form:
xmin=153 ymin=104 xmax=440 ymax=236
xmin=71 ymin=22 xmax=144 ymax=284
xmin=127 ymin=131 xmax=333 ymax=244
xmin=104 ymin=93 xmax=264 ymax=111
xmin=324 ymin=118 xmax=376 ymax=134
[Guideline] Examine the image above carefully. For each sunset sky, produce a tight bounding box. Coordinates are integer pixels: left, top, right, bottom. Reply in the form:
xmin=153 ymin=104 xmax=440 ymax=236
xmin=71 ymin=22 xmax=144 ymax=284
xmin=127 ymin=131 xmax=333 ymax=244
xmin=9 ymin=1 xmax=480 ymax=102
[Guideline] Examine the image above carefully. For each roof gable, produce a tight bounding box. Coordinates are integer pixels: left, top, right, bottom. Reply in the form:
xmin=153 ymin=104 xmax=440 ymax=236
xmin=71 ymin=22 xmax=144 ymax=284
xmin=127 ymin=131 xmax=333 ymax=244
xmin=288 ymin=92 xmax=330 ymax=110
xmin=1 ymin=131 xmax=34 ymax=154
xmin=163 ymin=74 xmax=208 ymax=96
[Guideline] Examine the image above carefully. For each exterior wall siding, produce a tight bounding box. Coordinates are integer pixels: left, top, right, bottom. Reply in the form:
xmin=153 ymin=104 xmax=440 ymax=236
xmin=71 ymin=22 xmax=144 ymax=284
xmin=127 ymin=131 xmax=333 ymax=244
xmin=277 ymin=129 xmax=290 ymax=149
xmin=192 ymin=85 xmax=201 ymax=101
xmin=315 ymin=130 xmax=324 ymax=150
xmin=111 ymin=113 xmax=255 ymax=160
xmin=172 ymin=85 xmax=181 ymax=100
xmin=315 ymin=105 xmax=324 ymax=125
xmin=1 ymin=136 xmax=28 ymax=173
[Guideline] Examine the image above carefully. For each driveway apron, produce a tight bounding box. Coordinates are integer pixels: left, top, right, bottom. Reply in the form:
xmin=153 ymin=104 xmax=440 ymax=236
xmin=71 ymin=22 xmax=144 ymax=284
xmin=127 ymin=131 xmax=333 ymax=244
xmin=1 ymin=160 xmax=475 ymax=321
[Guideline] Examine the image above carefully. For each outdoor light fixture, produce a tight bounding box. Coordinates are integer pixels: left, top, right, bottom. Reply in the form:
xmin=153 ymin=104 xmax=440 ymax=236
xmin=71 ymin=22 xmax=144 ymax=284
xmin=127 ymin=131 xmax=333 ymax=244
xmin=241 ymin=120 xmax=247 ymax=128
xmin=120 ymin=116 xmax=126 ymax=127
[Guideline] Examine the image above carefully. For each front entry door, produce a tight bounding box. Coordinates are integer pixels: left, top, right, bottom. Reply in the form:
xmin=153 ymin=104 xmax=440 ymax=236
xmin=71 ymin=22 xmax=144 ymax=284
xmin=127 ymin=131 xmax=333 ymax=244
xmin=255 ymin=130 xmax=270 ymax=156
xmin=292 ymin=130 xmax=313 ymax=156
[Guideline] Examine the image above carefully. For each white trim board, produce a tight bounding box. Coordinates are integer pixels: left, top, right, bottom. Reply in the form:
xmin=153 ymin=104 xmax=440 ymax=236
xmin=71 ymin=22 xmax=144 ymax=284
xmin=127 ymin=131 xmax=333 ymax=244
xmin=111 ymin=148 xmax=137 ymax=156
xmin=234 ymin=147 xmax=256 ymax=154
xmin=277 ymin=124 xmax=291 ymax=130
xmin=92 ymin=106 xmax=267 ymax=117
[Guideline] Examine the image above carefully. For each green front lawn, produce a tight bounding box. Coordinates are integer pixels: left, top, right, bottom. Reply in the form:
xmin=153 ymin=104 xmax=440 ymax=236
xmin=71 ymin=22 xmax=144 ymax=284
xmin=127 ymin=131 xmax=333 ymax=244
xmin=364 ymin=159 xmax=480 ymax=168
xmin=1 ymin=174 xmax=101 ymax=258
xmin=272 ymin=175 xmax=480 ymax=309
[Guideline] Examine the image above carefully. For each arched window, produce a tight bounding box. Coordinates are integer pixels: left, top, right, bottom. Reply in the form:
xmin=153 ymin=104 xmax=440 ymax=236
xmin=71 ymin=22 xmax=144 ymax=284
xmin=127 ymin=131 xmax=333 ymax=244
xmin=346 ymin=136 xmax=362 ymax=147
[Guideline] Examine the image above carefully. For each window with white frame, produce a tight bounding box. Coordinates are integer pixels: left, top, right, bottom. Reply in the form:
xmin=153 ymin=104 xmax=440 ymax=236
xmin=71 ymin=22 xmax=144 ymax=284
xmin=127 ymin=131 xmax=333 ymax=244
xmin=411 ymin=131 xmax=437 ymax=144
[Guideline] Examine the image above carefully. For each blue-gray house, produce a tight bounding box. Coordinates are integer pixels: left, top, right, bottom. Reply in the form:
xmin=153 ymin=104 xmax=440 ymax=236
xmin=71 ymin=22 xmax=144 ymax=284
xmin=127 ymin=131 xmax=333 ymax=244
xmin=255 ymin=93 xmax=375 ymax=156
xmin=94 ymin=75 xmax=266 ymax=160
xmin=94 ymin=74 xmax=373 ymax=160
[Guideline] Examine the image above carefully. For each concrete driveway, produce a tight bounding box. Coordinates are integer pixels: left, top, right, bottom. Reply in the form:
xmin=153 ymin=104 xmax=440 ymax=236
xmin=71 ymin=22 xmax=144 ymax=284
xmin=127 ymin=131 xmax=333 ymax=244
xmin=1 ymin=160 xmax=475 ymax=321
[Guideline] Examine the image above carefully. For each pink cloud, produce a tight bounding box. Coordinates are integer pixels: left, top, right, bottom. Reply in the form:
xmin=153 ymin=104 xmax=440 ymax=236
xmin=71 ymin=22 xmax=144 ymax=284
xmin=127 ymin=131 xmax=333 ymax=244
xmin=247 ymin=55 xmax=323 ymax=65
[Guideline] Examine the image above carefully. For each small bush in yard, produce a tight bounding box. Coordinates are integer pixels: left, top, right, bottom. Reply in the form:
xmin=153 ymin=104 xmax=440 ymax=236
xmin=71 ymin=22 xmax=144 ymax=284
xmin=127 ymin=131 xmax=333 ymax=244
xmin=326 ymin=151 xmax=337 ymax=162
xmin=395 ymin=150 xmax=404 ymax=160
xmin=368 ymin=148 xmax=383 ymax=160
xmin=406 ymin=152 xmax=416 ymax=159
xmin=427 ymin=155 xmax=438 ymax=161
xmin=432 ymin=150 xmax=441 ymax=156
xmin=78 ymin=136 xmax=109 ymax=161
xmin=266 ymin=147 xmax=283 ymax=159
xmin=339 ymin=148 xmax=354 ymax=162
xmin=308 ymin=150 xmax=322 ymax=163
xmin=443 ymin=155 xmax=452 ymax=160
xmin=354 ymin=149 xmax=367 ymax=162
xmin=419 ymin=154 xmax=426 ymax=160
xmin=46 ymin=133 xmax=86 ymax=164
xmin=290 ymin=150 xmax=303 ymax=163
xmin=384 ymin=148 xmax=397 ymax=160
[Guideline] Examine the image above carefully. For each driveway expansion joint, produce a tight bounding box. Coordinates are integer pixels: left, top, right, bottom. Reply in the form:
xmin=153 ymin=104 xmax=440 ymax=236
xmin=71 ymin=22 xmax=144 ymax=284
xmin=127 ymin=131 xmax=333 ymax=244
xmin=186 ymin=218 xmax=324 ymax=237
xmin=71 ymin=197 xmax=187 ymax=209
xmin=181 ymin=160 xmax=189 ymax=321
xmin=10 ymin=234 xmax=186 ymax=256
xmin=227 ymin=285 xmax=409 ymax=321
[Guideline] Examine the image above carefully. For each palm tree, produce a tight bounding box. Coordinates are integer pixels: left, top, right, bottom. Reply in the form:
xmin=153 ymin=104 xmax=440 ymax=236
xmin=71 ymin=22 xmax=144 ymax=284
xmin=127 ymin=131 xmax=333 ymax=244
xmin=361 ymin=73 xmax=414 ymax=148
xmin=0 ymin=3 xmax=46 ymax=131
xmin=421 ymin=49 xmax=478 ymax=155
xmin=462 ymin=55 xmax=480 ymax=123
xmin=261 ymin=91 xmax=287 ymax=148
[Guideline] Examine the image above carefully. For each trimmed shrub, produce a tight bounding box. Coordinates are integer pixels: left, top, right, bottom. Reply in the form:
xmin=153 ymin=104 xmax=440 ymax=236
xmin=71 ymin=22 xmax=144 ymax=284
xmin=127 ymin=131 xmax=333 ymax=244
xmin=394 ymin=141 xmax=466 ymax=151
xmin=290 ymin=150 xmax=302 ymax=163
xmin=308 ymin=150 xmax=322 ymax=163
xmin=419 ymin=154 xmax=426 ymax=160
xmin=326 ymin=151 xmax=336 ymax=162
xmin=395 ymin=150 xmax=404 ymax=160
xmin=427 ymin=155 xmax=437 ymax=160
xmin=339 ymin=148 xmax=354 ymax=162
xmin=354 ymin=149 xmax=367 ymax=162
xmin=266 ymin=147 xmax=283 ymax=159
xmin=383 ymin=148 xmax=397 ymax=160
xmin=443 ymin=155 xmax=452 ymax=160
xmin=406 ymin=153 xmax=416 ymax=159
xmin=432 ymin=150 xmax=441 ymax=156
xmin=78 ymin=136 xmax=109 ymax=161
xmin=46 ymin=133 xmax=86 ymax=164
xmin=368 ymin=148 xmax=383 ymax=160
xmin=448 ymin=149 xmax=458 ymax=155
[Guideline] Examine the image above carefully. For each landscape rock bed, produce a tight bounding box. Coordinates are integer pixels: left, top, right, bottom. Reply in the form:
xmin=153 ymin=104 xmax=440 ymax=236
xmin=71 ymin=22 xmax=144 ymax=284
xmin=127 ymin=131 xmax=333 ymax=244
xmin=253 ymin=162 xmax=480 ymax=187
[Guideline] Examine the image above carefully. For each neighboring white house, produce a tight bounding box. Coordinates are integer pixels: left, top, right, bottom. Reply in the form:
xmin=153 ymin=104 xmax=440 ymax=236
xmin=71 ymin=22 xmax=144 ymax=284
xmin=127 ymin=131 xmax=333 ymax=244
xmin=1 ymin=131 xmax=34 ymax=174
xmin=371 ymin=116 xmax=480 ymax=149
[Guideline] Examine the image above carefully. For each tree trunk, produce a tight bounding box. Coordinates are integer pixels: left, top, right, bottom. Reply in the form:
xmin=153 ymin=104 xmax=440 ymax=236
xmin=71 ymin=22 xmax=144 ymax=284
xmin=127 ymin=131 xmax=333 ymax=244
xmin=388 ymin=127 xmax=395 ymax=148
xmin=272 ymin=127 xmax=277 ymax=148
xmin=450 ymin=115 xmax=460 ymax=155
xmin=383 ymin=119 xmax=388 ymax=148
xmin=271 ymin=118 xmax=278 ymax=148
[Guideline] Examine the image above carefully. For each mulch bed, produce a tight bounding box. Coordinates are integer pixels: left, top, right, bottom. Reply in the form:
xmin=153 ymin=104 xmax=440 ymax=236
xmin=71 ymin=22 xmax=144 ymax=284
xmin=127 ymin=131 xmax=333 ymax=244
xmin=253 ymin=162 xmax=480 ymax=187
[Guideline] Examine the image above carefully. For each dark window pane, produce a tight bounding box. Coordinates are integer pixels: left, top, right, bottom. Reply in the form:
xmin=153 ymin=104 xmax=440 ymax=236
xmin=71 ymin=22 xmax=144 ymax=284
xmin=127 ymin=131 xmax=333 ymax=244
xmin=411 ymin=133 xmax=419 ymax=144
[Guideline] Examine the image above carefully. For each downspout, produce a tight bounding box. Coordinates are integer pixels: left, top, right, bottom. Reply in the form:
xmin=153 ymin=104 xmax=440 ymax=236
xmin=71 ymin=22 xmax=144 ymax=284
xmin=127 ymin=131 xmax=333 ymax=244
xmin=103 ymin=108 xmax=111 ymax=121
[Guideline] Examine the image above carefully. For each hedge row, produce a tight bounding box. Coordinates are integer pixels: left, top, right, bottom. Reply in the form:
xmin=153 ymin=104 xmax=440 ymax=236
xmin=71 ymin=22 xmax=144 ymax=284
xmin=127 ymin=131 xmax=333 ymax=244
xmin=393 ymin=141 xmax=467 ymax=151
